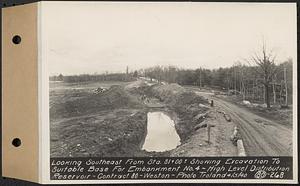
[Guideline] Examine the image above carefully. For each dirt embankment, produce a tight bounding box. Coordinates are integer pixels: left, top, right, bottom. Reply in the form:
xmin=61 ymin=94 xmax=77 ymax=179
xmin=50 ymin=85 xmax=148 ymax=157
xmin=51 ymin=81 xmax=215 ymax=157
xmin=50 ymin=85 xmax=143 ymax=120
xmin=136 ymin=83 xmax=238 ymax=156
xmin=146 ymin=84 xmax=210 ymax=142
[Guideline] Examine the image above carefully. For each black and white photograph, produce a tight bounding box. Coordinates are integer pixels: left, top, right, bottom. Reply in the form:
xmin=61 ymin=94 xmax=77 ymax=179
xmin=46 ymin=2 xmax=296 ymax=158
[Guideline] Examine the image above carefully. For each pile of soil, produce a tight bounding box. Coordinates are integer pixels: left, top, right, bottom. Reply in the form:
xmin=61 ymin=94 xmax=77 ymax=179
xmin=126 ymin=81 xmax=152 ymax=97
xmin=150 ymin=83 xmax=185 ymax=102
xmin=148 ymin=83 xmax=210 ymax=141
xmin=170 ymin=91 xmax=209 ymax=107
xmin=124 ymin=80 xmax=148 ymax=90
xmin=51 ymin=81 xmax=211 ymax=157
xmin=50 ymin=89 xmax=91 ymax=107
xmin=172 ymin=92 xmax=210 ymax=141
xmin=51 ymin=110 xmax=148 ymax=157
xmin=50 ymin=85 xmax=143 ymax=120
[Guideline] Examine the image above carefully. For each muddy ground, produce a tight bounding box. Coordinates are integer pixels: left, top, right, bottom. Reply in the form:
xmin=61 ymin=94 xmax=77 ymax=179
xmin=187 ymin=87 xmax=293 ymax=156
xmin=50 ymin=81 xmax=149 ymax=157
xmin=50 ymin=80 xmax=237 ymax=157
xmin=214 ymin=97 xmax=292 ymax=156
xmin=216 ymin=93 xmax=293 ymax=128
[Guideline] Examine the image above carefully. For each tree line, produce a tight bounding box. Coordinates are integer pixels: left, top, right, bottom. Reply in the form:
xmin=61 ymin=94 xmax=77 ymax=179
xmin=139 ymin=59 xmax=292 ymax=106
xmin=49 ymin=72 xmax=137 ymax=83
xmin=50 ymin=42 xmax=293 ymax=108
xmin=50 ymin=59 xmax=292 ymax=107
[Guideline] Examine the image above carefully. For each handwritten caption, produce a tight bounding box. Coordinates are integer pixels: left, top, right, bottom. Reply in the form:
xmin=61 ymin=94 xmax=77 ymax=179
xmin=50 ymin=157 xmax=292 ymax=180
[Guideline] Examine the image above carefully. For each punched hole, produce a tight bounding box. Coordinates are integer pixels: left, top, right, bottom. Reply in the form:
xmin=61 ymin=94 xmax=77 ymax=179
xmin=12 ymin=138 xmax=21 ymax=147
xmin=12 ymin=35 xmax=21 ymax=44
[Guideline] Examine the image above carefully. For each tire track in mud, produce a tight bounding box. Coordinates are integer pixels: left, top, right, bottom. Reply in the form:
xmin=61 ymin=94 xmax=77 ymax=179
xmin=213 ymin=97 xmax=291 ymax=156
xmin=237 ymin=112 xmax=288 ymax=155
xmin=215 ymin=102 xmax=269 ymax=155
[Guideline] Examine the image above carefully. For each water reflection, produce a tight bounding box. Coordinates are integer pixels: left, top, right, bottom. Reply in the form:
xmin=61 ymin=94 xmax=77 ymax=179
xmin=142 ymin=112 xmax=181 ymax=152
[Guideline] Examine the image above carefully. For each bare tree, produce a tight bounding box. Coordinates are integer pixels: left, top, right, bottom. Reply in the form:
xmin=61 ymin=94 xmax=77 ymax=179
xmin=248 ymin=40 xmax=278 ymax=108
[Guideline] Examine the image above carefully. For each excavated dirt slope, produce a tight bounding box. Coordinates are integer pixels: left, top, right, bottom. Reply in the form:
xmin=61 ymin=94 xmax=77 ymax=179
xmin=51 ymin=81 xmax=237 ymax=157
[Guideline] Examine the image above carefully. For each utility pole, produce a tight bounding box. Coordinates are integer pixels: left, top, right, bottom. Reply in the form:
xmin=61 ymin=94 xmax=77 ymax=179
xmin=284 ymin=67 xmax=288 ymax=106
xmin=199 ymin=68 xmax=202 ymax=89
xmin=263 ymin=85 xmax=265 ymax=104
xmin=273 ymin=83 xmax=276 ymax=104
xmin=240 ymin=69 xmax=245 ymax=100
xmin=227 ymin=71 xmax=230 ymax=94
xmin=234 ymin=66 xmax=237 ymax=95
xmin=126 ymin=66 xmax=129 ymax=81
xmin=105 ymin=71 xmax=108 ymax=81
xmin=273 ymin=74 xmax=277 ymax=104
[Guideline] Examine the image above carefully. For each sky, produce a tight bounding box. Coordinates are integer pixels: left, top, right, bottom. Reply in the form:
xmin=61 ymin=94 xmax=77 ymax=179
xmin=40 ymin=2 xmax=297 ymax=76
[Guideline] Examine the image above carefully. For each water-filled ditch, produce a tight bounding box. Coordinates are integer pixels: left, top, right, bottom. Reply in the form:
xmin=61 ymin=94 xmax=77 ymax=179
xmin=142 ymin=112 xmax=181 ymax=152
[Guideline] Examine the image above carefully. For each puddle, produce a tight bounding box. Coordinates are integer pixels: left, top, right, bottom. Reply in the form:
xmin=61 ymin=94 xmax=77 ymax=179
xmin=142 ymin=112 xmax=181 ymax=152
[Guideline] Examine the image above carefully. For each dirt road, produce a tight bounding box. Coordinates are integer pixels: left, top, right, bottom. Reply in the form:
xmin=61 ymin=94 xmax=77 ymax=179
xmin=195 ymin=91 xmax=293 ymax=156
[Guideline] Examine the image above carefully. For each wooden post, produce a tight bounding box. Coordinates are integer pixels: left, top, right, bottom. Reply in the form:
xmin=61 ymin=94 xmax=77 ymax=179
xmin=237 ymin=140 xmax=246 ymax=156
xmin=207 ymin=123 xmax=211 ymax=144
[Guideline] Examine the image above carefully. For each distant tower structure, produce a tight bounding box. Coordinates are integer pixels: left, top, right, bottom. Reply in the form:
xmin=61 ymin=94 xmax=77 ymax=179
xmin=126 ymin=66 xmax=129 ymax=81
xmin=199 ymin=67 xmax=202 ymax=88
xmin=58 ymin=74 xmax=63 ymax=81
xmin=105 ymin=71 xmax=108 ymax=81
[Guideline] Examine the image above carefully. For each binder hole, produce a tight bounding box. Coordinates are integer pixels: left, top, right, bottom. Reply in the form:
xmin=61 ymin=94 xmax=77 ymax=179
xmin=12 ymin=138 xmax=21 ymax=147
xmin=12 ymin=35 xmax=21 ymax=44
